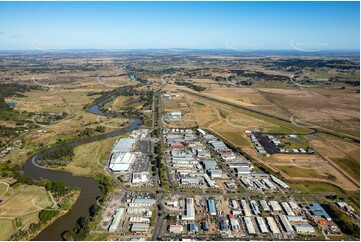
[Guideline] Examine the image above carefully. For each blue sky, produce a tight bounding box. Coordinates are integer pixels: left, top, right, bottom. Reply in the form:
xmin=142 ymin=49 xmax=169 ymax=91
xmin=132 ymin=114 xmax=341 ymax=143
xmin=0 ymin=1 xmax=359 ymax=50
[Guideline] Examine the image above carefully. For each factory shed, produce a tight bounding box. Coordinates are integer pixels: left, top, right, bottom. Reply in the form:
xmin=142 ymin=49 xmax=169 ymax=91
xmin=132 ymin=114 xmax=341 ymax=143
xmin=131 ymin=223 xmax=149 ymax=233
xmin=308 ymin=203 xmax=332 ymax=221
xmin=188 ymin=223 xmax=198 ymax=233
xmin=271 ymin=175 xmax=289 ymax=189
xmin=229 ymin=214 xmax=240 ymax=231
xmin=294 ymin=224 xmax=316 ymax=234
xmin=281 ymin=202 xmax=295 ymax=216
xmin=203 ymin=174 xmax=215 ymax=187
xmin=208 ymin=169 xmax=222 ymax=179
xmin=202 ymin=160 xmax=217 ymax=170
xmin=250 ymin=200 xmax=260 ymax=215
xmin=262 ymin=178 xmax=276 ymax=190
xmin=241 ymin=200 xmax=252 ymax=217
xmin=256 ymin=216 xmax=269 ymax=234
xmin=207 ymin=199 xmax=217 ymax=215
xmin=260 ymin=200 xmax=270 ymax=212
xmin=169 ymin=225 xmax=183 ymax=234
xmin=108 ymin=208 xmax=125 ymax=232
xmin=266 ymin=217 xmax=281 ymax=235
xmin=269 ymin=201 xmax=282 ymax=212
xmin=244 ymin=217 xmax=256 ymax=234
xmin=279 ymin=215 xmax=294 ymax=233
xmin=287 ymin=216 xmax=308 ymax=222
xmin=201 ymin=221 xmax=209 ymax=231
xmin=112 ymin=138 xmax=137 ymax=153
xmin=182 ymin=198 xmax=195 ymax=221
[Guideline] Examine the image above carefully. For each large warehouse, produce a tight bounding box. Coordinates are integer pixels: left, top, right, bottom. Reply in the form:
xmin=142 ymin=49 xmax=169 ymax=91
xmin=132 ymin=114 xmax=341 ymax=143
xmin=108 ymin=137 xmax=137 ymax=172
xmin=109 ymin=152 xmax=136 ymax=172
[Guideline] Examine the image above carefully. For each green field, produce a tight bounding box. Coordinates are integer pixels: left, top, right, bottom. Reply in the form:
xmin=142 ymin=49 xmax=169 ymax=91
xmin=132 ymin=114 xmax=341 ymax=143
xmin=289 ymin=181 xmax=344 ymax=195
xmin=275 ymin=165 xmax=321 ymax=178
xmin=332 ymin=157 xmax=360 ymax=182
xmin=0 ymin=185 xmax=53 ymax=240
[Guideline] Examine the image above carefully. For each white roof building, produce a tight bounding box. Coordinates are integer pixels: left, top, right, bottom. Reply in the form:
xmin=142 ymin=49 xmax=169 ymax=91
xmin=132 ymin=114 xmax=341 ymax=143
xmin=182 ymin=198 xmax=195 ymax=221
xmin=132 ymin=172 xmax=149 ymax=183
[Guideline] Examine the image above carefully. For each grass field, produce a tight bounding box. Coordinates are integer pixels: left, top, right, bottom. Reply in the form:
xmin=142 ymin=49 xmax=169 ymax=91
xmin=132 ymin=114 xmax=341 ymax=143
xmin=0 ymin=182 xmax=8 ymax=198
xmin=0 ymin=219 xmax=14 ymax=240
xmin=332 ymin=157 xmax=360 ymax=182
xmin=0 ymin=185 xmax=52 ymax=240
xmin=59 ymin=133 xmax=129 ymax=176
xmin=109 ymin=95 xmax=144 ymax=111
xmin=217 ymin=131 xmax=250 ymax=147
xmin=289 ymin=181 xmax=344 ymax=195
xmin=274 ymin=165 xmax=321 ymax=178
xmin=0 ymin=185 xmax=52 ymax=217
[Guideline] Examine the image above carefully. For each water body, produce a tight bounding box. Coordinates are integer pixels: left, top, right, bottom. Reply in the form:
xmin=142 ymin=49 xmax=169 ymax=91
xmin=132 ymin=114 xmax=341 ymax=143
xmin=7 ymin=102 xmax=16 ymax=107
xmin=22 ymin=101 xmax=142 ymax=240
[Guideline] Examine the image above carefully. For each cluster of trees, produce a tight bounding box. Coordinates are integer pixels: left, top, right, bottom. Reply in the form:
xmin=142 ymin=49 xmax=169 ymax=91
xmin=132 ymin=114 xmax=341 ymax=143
xmin=63 ymin=174 xmax=113 ymax=241
xmin=77 ymin=126 xmax=106 ymax=138
xmin=231 ymin=70 xmax=290 ymax=82
xmin=62 ymin=216 xmax=90 ymax=241
xmin=323 ymin=203 xmax=360 ymax=238
xmin=32 ymin=112 xmax=68 ymax=125
xmin=39 ymin=209 xmax=60 ymax=224
xmin=174 ymin=81 xmax=206 ymax=92
xmin=45 ymin=181 xmax=67 ymax=196
xmin=273 ymin=59 xmax=359 ymax=70
xmin=42 ymin=146 xmax=74 ymax=167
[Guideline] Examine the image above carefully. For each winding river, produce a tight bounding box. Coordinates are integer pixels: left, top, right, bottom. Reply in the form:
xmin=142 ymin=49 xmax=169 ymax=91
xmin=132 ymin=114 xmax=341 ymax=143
xmin=22 ymin=103 xmax=142 ymax=240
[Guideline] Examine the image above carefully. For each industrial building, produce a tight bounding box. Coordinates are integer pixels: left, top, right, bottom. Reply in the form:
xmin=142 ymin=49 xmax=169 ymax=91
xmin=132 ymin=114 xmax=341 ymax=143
xmin=250 ymin=200 xmax=260 ymax=216
xmin=281 ymin=202 xmax=295 ymax=216
xmin=308 ymin=203 xmax=332 ymax=221
xmin=132 ymin=172 xmax=149 ymax=183
xmin=260 ymin=200 xmax=270 ymax=212
xmin=244 ymin=217 xmax=256 ymax=234
xmin=112 ymin=138 xmax=137 ymax=153
xmin=271 ymin=175 xmax=289 ymax=189
xmin=279 ymin=215 xmax=294 ymax=234
xmin=201 ymin=221 xmax=209 ymax=231
xmin=269 ymin=201 xmax=282 ymax=212
xmin=262 ymin=178 xmax=276 ymax=190
xmin=182 ymin=198 xmax=196 ymax=221
xmin=241 ymin=200 xmax=252 ymax=217
xmin=229 ymin=214 xmax=240 ymax=231
xmin=108 ymin=208 xmax=125 ymax=232
xmin=235 ymin=166 xmax=252 ymax=176
xmin=164 ymin=111 xmax=182 ymax=121
xmin=231 ymin=200 xmax=239 ymax=209
xmin=220 ymin=217 xmax=230 ymax=231
xmin=256 ymin=216 xmax=269 ymax=234
xmin=266 ymin=216 xmax=281 ymax=234
xmin=203 ymin=174 xmax=215 ymax=187
xmin=129 ymin=217 xmax=150 ymax=223
xmin=108 ymin=152 xmax=136 ymax=172
xmin=293 ymin=224 xmax=316 ymax=234
xmin=207 ymin=199 xmax=217 ymax=215
xmin=129 ymin=198 xmax=156 ymax=207
xmin=131 ymin=223 xmax=150 ymax=233
xmin=208 ymin=169 xmax=222 ymax=179
xmin=169 ymin=225 xmax=183 ymax=234
xmin=188 ymin=223 xmax=198 ymax=233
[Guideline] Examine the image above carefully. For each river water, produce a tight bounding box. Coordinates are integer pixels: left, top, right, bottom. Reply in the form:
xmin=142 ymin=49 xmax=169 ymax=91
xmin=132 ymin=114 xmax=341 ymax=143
xmin=22 ymin=103 xmax=142 ymax=240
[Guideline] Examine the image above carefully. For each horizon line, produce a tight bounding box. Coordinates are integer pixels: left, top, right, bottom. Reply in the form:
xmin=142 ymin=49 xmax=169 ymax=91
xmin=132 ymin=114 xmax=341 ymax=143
xmin=0 ymin=48 xmax=359 ymax=52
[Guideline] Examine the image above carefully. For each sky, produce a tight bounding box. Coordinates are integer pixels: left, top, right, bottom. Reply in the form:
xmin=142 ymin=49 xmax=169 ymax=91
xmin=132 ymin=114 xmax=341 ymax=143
xmin=0 ymin=1 xmax=359 ymax=50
